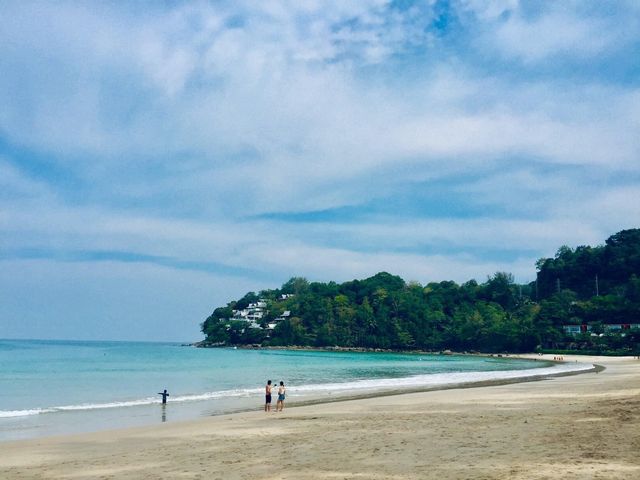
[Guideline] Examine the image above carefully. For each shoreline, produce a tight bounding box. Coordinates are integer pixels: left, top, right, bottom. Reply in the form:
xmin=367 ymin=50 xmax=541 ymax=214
xmin=0 ymin=353 xmax=584 ymax=443
xmin=0 ymin=354 xmax=596 ymax=445
xmin=193 ymin=342 xmax=639 ymax=357
xmin=0 ymin=355 xmax=600 ymax=440
xmin=244 ymin=359 xmax=600 ymax=413
xmin=2 ymin=354 xmax=638 ymax=479
xmin=192 ymin=342 xmax=532 ymax=357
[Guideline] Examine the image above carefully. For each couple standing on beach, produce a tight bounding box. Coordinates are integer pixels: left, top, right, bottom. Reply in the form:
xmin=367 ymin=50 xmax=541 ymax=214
xmin=264 ymin=380 xmax=285 ymax=412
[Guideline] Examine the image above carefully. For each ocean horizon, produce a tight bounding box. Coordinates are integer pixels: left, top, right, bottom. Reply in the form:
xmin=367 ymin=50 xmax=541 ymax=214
xmin=0 ymin=339 xmax=591 ymax=442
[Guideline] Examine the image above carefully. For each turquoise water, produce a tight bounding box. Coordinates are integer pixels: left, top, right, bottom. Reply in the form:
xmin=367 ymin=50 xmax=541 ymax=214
xmin=0 ymin=339 xmax=581 ymax=441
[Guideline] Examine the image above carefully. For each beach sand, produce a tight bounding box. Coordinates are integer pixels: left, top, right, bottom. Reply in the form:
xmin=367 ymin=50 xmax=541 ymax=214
xmin=1 ymin=354 xmax=639 ymax=480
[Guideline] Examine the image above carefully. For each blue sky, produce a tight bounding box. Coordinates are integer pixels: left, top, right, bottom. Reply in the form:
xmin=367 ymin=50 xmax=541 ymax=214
xmin=1 ymin=0 xmax=639 ymax=341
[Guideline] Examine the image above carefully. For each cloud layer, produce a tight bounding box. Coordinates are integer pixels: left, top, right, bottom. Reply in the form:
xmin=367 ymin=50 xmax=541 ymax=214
xmin=1 ymin=1 xmax=639 ymax=340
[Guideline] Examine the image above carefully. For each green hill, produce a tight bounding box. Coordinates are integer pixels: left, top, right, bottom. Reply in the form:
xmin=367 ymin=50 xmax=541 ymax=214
xmin=201 ymin=229 xmax=640 ymax=354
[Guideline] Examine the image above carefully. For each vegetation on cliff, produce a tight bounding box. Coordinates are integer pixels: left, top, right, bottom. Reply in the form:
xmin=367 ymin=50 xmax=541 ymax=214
xmin=201 ymin=229 xmax=640 ymax=354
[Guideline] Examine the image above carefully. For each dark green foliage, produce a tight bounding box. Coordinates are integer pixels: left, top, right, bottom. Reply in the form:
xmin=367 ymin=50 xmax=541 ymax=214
xmin=605 ymin=230 xmax=640 ymax=286
xmin=479 ymin=272 xmax=517 ymax=310
xmin=235 ymin=292 xmax=258 ymax=310
xmin=201 ymin=318 xmax=268 ymax=345
xmin=533 ymin=228 xmax=640 ymax=352
xmin=200 ymin=229 xmax=640 ymax=354
xmin=280 ymin=277 xmax=310 ymax=295
xmin=270 ymin=318 xmax=308 ymax=346
xmin=535 ymin=229 xmax=640 ymax=301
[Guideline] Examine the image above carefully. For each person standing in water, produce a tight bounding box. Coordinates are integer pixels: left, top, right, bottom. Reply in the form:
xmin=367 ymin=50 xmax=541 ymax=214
xmin=265 ymin=380 xmax=273 ymax=412
xmin=158 ymin=389 xmax=169 ymax=404
xmin=276 ymin=381 xmax=286 ymax=412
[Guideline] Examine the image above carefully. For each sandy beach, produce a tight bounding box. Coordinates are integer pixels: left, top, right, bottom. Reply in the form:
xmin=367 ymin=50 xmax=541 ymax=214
xmin=1 ymin=354 xmax=639 ymax=480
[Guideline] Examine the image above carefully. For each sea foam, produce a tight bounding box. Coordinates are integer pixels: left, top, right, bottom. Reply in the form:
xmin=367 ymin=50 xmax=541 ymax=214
xmin=0 ymin=361 xmax=592 ymax=418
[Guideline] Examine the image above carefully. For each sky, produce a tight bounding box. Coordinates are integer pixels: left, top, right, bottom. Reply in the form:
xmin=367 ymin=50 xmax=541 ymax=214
xmin=1 ymin=0 xmax=639 ymax=342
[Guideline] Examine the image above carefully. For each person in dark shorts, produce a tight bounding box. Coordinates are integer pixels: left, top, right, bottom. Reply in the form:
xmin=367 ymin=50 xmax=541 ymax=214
xmin=158 ymin=389 xmax=169 ymax=404
xmin=265 ymin=380 xmax=272 ymax=412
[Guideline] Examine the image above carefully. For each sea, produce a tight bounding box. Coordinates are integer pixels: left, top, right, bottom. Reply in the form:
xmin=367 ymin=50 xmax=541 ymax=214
xmin=0 ymin=339 xmax=592 ymax=442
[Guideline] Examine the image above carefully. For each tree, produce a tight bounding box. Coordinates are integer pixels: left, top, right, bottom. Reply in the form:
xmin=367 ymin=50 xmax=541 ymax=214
xmin=235 ymin=292 xmax=258 ymax=310
xmin=200 ymin=228 xmax=640 ymax=354
xmin=481 ymin=272 xmax=517 ymax=310
xmin=271 ymin=318 xmax=308 ymax=346
xmin=281 ymin=277 xmax=310 ymax=295
xmin=201 ymin=319 xmax=230 ymax=344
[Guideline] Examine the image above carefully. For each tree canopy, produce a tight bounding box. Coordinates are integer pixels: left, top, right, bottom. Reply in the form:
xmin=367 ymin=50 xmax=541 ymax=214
xmin=201 ymin=229 xmax=640 ymax=354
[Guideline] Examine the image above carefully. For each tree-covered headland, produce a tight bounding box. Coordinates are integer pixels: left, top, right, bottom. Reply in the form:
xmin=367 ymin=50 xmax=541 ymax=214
xmin=201 ymin=229 xmax=640 ymax=354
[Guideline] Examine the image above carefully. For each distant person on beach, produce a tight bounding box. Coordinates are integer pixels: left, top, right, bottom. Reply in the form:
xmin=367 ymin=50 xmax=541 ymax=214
xmin=158 ymin=389 xmax=169 ymax=404
xmin=276 ymin=381 xmax=286 ymax=412
xmin=265 ymin=380 xmax=272 ymax=412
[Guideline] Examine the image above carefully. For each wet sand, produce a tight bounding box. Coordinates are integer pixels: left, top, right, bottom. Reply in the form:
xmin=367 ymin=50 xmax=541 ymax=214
xmin=2 ymin=354 xmax=639 ymax=479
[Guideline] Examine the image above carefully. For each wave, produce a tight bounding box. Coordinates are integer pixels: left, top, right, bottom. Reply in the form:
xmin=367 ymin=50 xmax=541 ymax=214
xmin=0 ymin=361 xmax=592 ymax=419
xmin=0 ymin=408 xmax=57 ymax=418
xmin=0 ymin=388 xmax=263 ymax=418
xmin=293 ymin=361 xmax=594 ymax=393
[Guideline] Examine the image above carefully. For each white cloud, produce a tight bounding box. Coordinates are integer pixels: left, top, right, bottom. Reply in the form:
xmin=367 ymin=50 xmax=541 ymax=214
xmin=0 ymin=1 xmax=637 ymax=181
xmin=0 ymin=1 xmax=639 ymax=339
xmin=241 ymin=241 xmax=536 ymax=284
xmin=493 ymin=12 xmax=613 ymax=62
xmin=466 ymin=2 xmax=636 ymax=64
xmin=460 ymin=0 xmax=519 ymax=20
xmin=0 ymin=189 xmax=607 ymax=284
